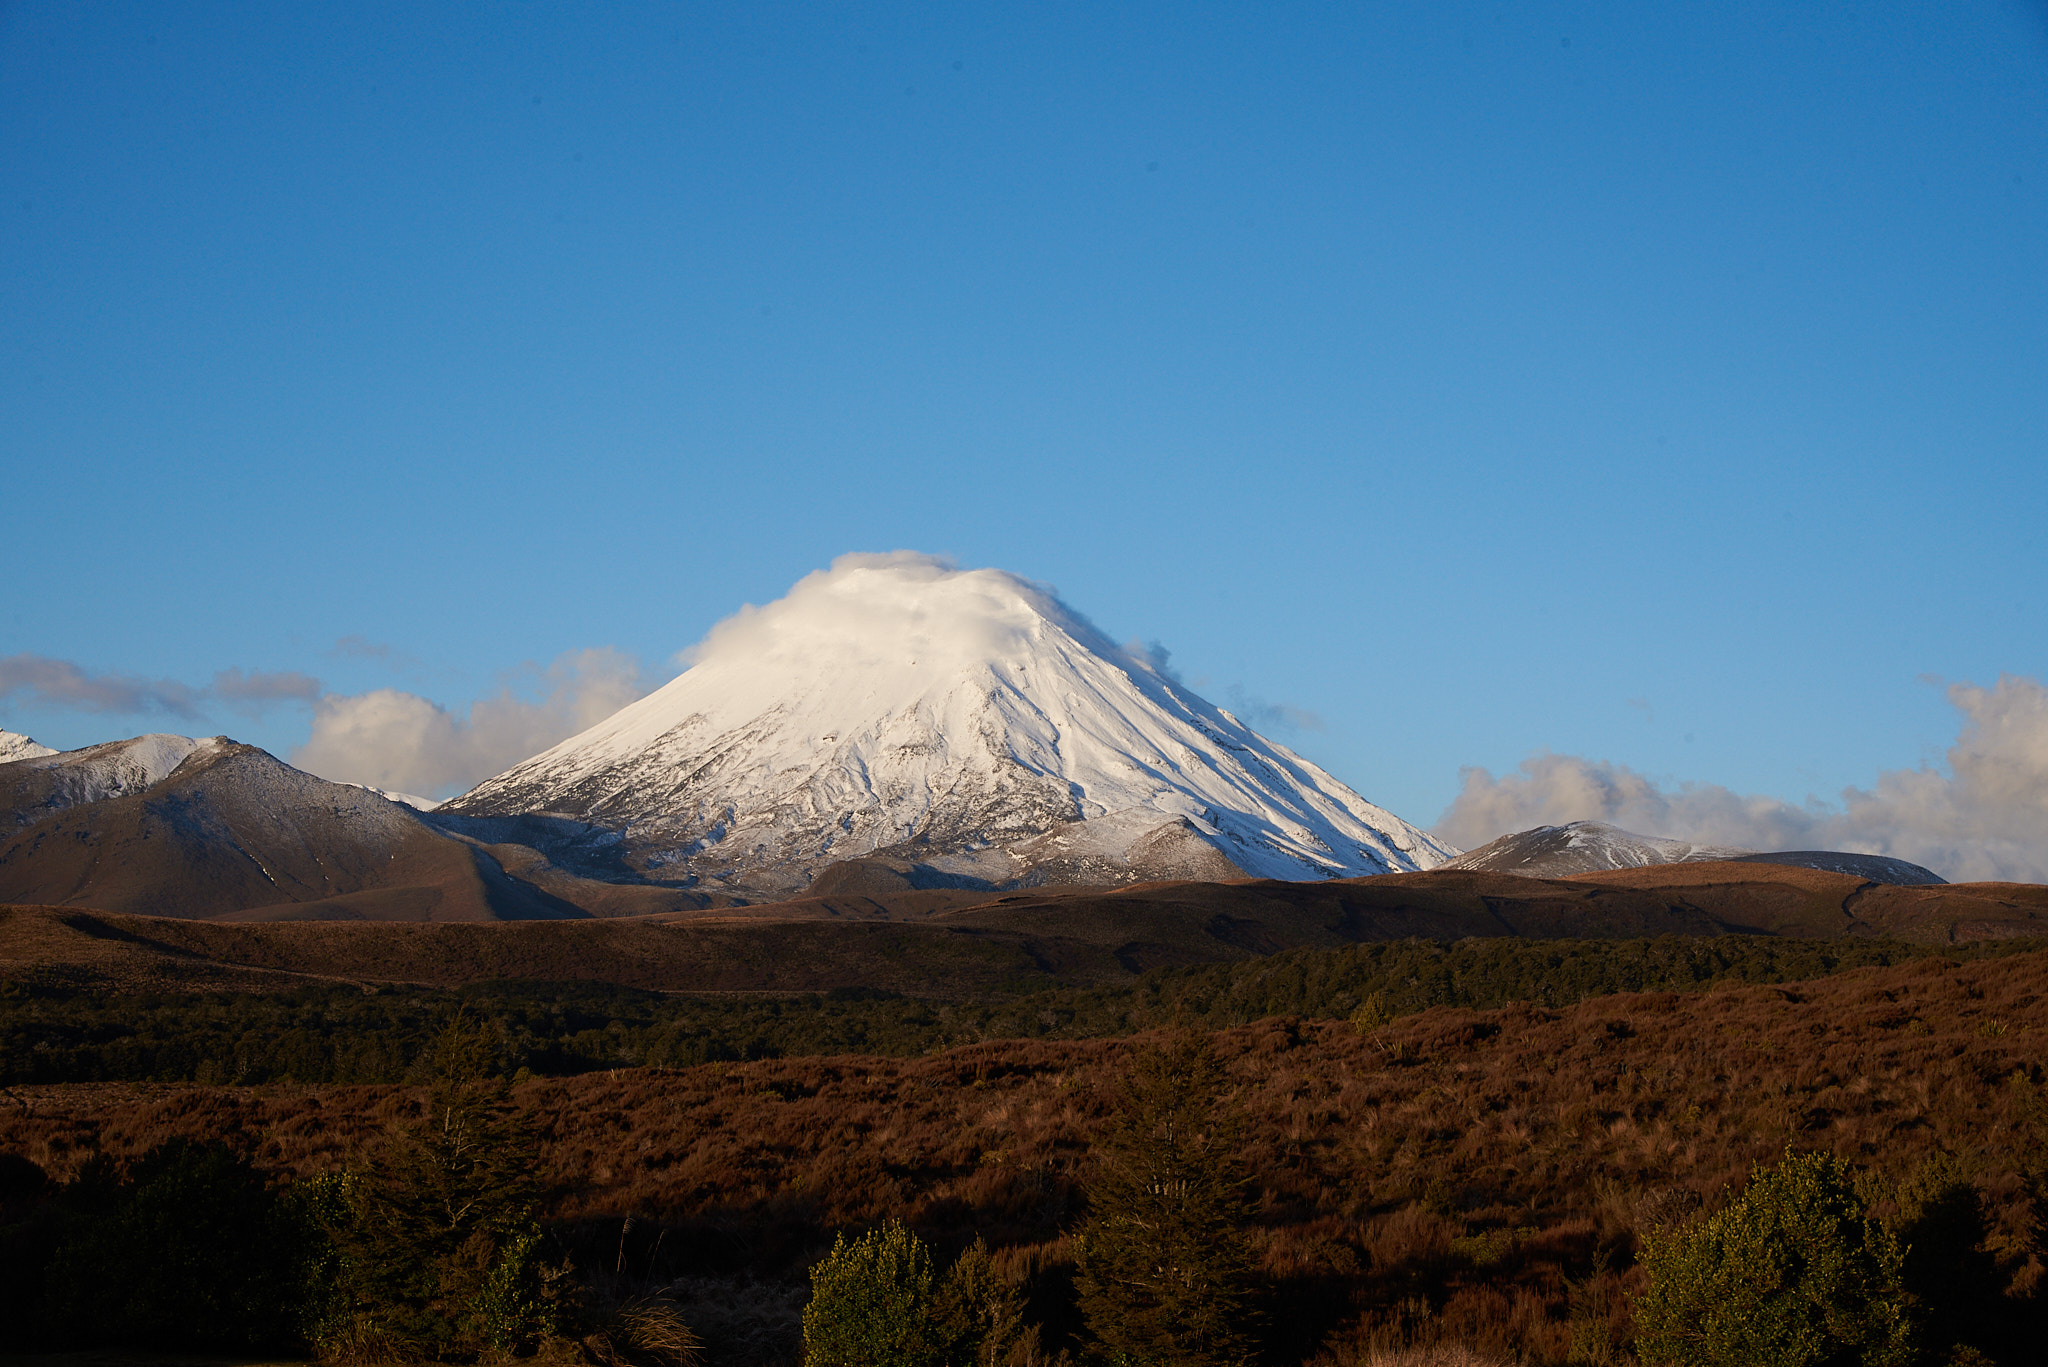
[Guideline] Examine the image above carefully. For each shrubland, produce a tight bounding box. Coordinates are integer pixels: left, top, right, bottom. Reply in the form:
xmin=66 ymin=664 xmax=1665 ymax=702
xmin=4 ymin=933 xmax=2039 ymax=1086
xmin=1 ymin=943 xmax=2044 ymax=1364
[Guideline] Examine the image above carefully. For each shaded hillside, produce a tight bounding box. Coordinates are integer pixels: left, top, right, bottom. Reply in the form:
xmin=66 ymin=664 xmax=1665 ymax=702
xmin=6 ymin=947 xmax=2043 ymax=1364
xmin=1569 ymin=861 xmax=2047 ymax=939
xmin=0 ymin=742 xmax=746 ymax=922
xmin=0 ymin=743 xmax=580 ymax=921
xmin=4 ymin=864 xmax=2044 ymax=996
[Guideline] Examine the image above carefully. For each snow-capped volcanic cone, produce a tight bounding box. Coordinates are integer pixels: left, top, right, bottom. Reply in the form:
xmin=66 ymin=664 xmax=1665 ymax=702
xmin=443 ymin=554 xmax=1453 ymax=895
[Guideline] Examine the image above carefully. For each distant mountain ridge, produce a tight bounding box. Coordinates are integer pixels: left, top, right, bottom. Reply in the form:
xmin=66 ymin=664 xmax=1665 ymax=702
xmin=0 ymin=739 xmax=591 ymax=921
xmin=443 ymin=557 xmax=1453 ymax=895
xmin=1442 ymin=820 xmax=1945 ymax=886
xmin=0 ymin=733 xmax=214 ymax=830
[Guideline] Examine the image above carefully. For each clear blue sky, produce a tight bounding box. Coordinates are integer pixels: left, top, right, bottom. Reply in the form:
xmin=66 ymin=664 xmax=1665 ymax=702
xmin=5 ymin=1 xmax=2046 ymax=825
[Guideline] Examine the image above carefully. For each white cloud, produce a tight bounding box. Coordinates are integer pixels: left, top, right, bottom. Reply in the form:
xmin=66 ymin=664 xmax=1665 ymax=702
xmin=670 ymin=551 xmax=1138 ymax=675
xmin=292 ymin=648 xmax=646 ymax=798
xmin=1432 ymin=674 xmax=2048 ymax=884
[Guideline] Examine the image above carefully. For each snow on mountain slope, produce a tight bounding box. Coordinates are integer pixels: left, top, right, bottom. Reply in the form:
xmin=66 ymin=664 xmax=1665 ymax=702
xmin=0 ymin=733 xmax=220 ymax=830
xmin=0 ymin=740 xmax=584 ymax=920
xmin=1439 ymin=821 xmax=1750 ymax=877
xmin=0 ymin=732 xmax=57 ymax=765
xmin=1444 ymin=821 xmax=1947 ymax=885
xmin=348 ymin=782 xmax=443 ymax=812
xmin=446 ymin=554 xmax=1453 ymax=894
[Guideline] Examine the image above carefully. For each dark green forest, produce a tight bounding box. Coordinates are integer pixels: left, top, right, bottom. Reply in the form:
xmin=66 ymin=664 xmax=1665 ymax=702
xmin=6 ymin=933 xmax=2038 ymax=1087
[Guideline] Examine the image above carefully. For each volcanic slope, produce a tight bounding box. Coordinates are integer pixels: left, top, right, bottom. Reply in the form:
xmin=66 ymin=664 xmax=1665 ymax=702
xmin=443 ymin=555 xmax=1453 ymax=896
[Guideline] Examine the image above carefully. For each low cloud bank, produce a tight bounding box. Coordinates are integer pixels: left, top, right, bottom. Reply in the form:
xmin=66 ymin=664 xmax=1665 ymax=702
xmin=1433 ymin=675 xmax=2048 ymax=884
xmin=292 ymin=649 xmax=646 ymax=798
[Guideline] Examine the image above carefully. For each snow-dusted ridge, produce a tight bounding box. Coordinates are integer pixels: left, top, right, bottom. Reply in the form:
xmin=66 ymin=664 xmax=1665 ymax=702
xmin=0 ymin=731 xmax=58 ymax=765
xmin=346 ymin=782 xmax=442 ymax=812
xmin=1 ymin=737 xmax=220 ymax=803
xmin=447 ymin=554 xmax=1454 ymax=894
xmin=1438 ymin=819 xmax=1945 ymax=885
xmin=1440 ymin=820 xmax=1750 ymax=876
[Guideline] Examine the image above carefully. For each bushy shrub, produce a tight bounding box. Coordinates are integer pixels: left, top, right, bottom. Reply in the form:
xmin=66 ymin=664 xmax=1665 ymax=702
xmin=1349 ymin=992 xmax=1392 ymax=1033
xmin=801 ymin=1219 xmax=943 ymax=1367
xmin=1635 ymin=1150 xmax=1915 ymax=1367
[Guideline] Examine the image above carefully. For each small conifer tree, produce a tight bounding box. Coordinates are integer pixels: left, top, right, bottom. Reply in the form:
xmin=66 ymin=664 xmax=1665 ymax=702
xmin=934 ymin=1236 xmax=1030 ymax=1366
xmin=323 ymin=1012 xmax=568 ymax=1360
xmin=1635 ymin=1149 xmax=1915 ymax=1367
xmin=1073 ymin=1033 xmax=1258 ymax=1367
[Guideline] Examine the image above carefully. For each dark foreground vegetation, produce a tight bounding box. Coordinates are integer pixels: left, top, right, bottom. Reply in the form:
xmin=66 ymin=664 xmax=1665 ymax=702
xmin=5 ymin=934 xmax=2040 ymax=1087
xmin=3 ymin=943 xmax=2045 ymax=1365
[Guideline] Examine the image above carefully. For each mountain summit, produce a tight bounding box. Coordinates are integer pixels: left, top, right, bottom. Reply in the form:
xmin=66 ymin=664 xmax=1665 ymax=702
xmin=444 ymin=554 xmax=1453 ymax=894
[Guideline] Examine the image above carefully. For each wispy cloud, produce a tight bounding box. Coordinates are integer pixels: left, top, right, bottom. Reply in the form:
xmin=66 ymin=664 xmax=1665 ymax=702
xmin=1227 ymin=687 xmax=1326 ymax=733
xmin=0 ymin=653 xmax=327 ymax=723
xmin=0 ymin=653 xmax=205 ymax=718
xmin=208 ymin=668 xmax=323 ymax=716
xmin=326 ymin=634 xmax=422 ymax=670
xmin=292 ymin=648 xmax=647 ymax=798
xmin=329 ymin=634 xmax=391 ymax=661
xmin=1433 ymin=674 xmax=2048 ymax=883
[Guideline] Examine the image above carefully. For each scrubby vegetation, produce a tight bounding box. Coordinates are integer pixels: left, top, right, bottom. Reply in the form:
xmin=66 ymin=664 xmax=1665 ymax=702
xmin=1635 ymin=1149 xmax=1915 ymax=1367
xmin=5 ymin=933 xmax=2040 ymax=1086
xmin=2 ymin=944 xmax=2045 ymax=1364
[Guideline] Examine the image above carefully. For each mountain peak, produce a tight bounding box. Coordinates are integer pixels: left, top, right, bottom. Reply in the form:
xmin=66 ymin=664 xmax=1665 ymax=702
xmin=445 ymin=554 xmax=1453 ymax=894
xmin=0 ymin=732 xmax=227 ymax=830
xmin=0 ymin=731 xmax=58 ymax=765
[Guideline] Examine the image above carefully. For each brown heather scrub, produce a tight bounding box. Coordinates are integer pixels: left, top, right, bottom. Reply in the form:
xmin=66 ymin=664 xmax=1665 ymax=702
xmin=3 ymin=947 xmax=2044 ymax=1364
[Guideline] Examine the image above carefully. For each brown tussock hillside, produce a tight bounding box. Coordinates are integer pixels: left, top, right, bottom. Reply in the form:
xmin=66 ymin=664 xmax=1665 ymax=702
xmin=6 ymin=947 xmax=2044 ymax=1363
xmin=6 ymin=866 xmax=2044 ymax=997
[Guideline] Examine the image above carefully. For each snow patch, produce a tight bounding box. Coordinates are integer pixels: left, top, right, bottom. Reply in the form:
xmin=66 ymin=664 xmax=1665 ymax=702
xmin=346 ymin=782 xmax=443 ymax=812
xmin=15 ymin=733 xmax=215 ymax=800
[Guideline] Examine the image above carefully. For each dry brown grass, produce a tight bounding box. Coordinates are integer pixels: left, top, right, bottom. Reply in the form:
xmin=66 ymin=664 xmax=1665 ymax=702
xmin=5 ymin=948 xmax=2044 ymax=1364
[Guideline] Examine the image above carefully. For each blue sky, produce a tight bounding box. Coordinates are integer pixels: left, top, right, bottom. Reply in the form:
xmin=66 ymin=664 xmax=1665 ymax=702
xmin=4 ymin=1 xmax=2046 ymax=835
